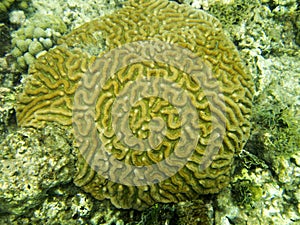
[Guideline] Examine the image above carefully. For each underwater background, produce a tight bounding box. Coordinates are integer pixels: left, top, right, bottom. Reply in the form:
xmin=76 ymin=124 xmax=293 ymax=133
xmin=0 ymin=0 xmax=299 ymax=224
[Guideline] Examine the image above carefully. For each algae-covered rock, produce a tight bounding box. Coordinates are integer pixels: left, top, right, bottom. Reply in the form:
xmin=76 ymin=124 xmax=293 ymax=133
xmin=177 ymin=0 xmax=234 ymax=10
xmin=0 ymin=86 xmax=16 ymax=142
xmin=208 ymin=0 xmax=299 ymax=57
xmin=31 ymin=0 xmax=126 ymax=30
xmin=216 ymin=161 xmax=300 ymax=224
xmin=0 ymin=57 xmax=19 ymax=141
xmin=176 ymin=200 xmax=213 ymax=225
xmin=0 ymin=23 xmax=11 ymax=56
xmin=0 ymin=125 xmax=76 ymax=215
xmin=209 ymin=4 xmax=300 ymax=221
xmin=0 ymin=184 xmax=131 ymax=225
xmin=230 ymin=54 xmax=300 ymax=224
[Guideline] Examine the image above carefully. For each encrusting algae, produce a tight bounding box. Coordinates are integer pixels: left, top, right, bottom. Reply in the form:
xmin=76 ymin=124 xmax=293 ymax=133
xmin=16 ymin=0 xmax=254 ymax=210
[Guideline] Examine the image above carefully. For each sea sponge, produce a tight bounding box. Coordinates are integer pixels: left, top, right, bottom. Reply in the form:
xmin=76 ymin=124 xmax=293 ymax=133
xmin=17 ymin=0 xmax=253 ymax=210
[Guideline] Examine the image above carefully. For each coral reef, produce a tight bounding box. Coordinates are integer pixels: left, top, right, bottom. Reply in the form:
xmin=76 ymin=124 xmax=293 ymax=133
xmin=8 ymin=0 xmax=126 ymax=70
xmin=0 ymin=0 xmax=298 ymax=223
xmin=16 ymin=0 xmax=253 ymax=210
xmin=0 ymin=0 xmax=30 ymax=22
xmin=30 ymin=0 xmax=126 ymax=30
xmin=205 ymin=0 xmax=299 ymax=58
xmin=9 ymin=9 xmax=26 ymax=25
xmin=10 ymin=13 xmax=67 ymax=69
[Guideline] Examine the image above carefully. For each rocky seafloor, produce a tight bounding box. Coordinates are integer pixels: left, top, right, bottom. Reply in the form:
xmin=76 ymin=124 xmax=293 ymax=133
xmin=0 ymin=0 xmax=299 ymax=224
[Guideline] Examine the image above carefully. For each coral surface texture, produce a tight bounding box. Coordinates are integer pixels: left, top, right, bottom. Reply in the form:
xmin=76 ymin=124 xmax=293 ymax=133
xmin=16 ymin=0 xmax=253 ymax=210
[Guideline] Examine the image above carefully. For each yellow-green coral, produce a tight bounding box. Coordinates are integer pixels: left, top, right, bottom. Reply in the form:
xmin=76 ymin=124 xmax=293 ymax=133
xmin=17 ymin=0 xmax=253 ymax=210
xmin=0 ymin=0 xmax=30 ymax=21
xmin=0 ymin=0 xmax=15 ymax=15
xmin=11 ymin=14 xmax=67 ymax=69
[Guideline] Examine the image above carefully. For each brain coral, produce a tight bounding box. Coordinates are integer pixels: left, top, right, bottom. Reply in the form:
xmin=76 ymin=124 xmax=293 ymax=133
xmin=16 ymin=0 xmax=254 ymax=210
